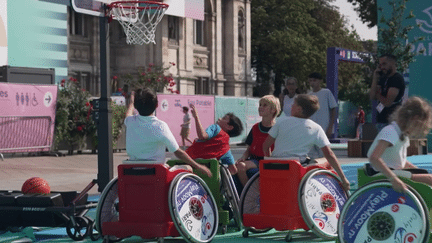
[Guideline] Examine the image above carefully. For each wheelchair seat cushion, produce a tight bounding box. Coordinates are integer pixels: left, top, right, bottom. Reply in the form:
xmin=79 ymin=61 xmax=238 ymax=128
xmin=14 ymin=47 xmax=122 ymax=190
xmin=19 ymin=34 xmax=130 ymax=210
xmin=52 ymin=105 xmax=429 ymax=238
xmin=364 ymin=163 xmax=429 ymax=178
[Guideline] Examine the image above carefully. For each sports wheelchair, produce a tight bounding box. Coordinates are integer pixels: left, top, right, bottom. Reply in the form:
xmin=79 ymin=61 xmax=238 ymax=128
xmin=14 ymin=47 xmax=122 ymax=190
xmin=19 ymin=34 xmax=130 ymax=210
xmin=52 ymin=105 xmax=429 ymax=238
xmin=337 ymin=164 xmax=432 ymax=243
xmin=240 ymin=159 xmax=350 ymax=242
xmin=95 ymin=163 xmax=219 ymax=243
xmin=167 ymin=159 xmax=242 ymax=234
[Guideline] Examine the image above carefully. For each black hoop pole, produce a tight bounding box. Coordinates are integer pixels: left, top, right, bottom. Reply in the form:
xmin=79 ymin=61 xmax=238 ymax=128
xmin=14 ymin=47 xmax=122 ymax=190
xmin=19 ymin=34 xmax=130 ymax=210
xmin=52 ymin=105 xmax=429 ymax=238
xmin=97 ymin=15 xmax=114 ymax=192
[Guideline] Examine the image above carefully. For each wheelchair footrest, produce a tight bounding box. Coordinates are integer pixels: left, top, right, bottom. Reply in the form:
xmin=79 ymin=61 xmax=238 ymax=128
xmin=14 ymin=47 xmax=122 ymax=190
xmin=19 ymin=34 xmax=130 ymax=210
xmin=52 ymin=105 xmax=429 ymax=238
xmin=243 ymin=214 xmax=308 ymax=231
xmin=103 ymin=221 xmax=180 ymax=239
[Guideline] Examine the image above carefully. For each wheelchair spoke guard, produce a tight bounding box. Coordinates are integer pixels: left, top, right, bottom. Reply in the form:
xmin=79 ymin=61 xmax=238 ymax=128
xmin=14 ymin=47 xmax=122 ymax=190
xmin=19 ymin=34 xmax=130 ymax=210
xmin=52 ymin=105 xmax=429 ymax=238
xmin=95 ymin=177 xmax=121 ymax=241
xmin=338 ymin=180 xmax=430 ymax=243
xmin=298 ymin=169 xmax=349 ymax=239
xmin=169 ymin=173 xmax=218 ymax=243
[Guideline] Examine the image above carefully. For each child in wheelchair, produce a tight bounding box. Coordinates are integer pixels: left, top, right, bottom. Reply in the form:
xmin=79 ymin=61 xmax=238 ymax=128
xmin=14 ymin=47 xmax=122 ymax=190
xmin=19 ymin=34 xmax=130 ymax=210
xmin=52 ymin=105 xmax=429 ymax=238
xmin=124 ymin=87 xmax=212 ymax=177
xmin=262 ymin=94 xmax=350 ymax=192
xmin=236 ymin=95 xmax=280 ymax=187
xmin=185 ymin=104 xmax=243 ymax=175
xmin=367 ymin=96 xmax=432 ymax=193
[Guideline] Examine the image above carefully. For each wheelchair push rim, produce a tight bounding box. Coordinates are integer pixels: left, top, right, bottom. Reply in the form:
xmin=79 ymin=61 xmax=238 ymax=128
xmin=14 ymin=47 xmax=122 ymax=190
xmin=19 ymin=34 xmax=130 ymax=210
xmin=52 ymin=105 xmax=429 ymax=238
xmin=298 ymin=169 xmax=349 ymax=239
xmin=338 ymin=180 xmax=430 ymax=243
xmin=169 ymin=173 xmax=218 ymax=243
xmin=95 ymin=177 xmax=121 ymax=242
xmin=220 ymin=164 xmax=242 ymax=230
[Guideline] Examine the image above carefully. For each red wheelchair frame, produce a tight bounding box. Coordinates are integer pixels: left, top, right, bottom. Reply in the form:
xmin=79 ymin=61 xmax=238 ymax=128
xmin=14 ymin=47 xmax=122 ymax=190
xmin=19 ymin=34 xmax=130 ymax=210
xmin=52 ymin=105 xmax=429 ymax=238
xmin=96 ymin=163 xmax=219 ymax=243
xmin=241 ymin=159 xmax=348 ymax=241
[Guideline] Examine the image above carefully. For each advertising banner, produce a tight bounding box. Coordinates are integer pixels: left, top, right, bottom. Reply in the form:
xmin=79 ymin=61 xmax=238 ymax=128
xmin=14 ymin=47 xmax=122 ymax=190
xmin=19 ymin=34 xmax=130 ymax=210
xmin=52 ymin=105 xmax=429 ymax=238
xmin=0 ymin=83 xmax=58 ymax=153
xmin=0 ymin=0 xmax=7 ymax=66
xmin=156 ymin=94 xmax=215 ymax=146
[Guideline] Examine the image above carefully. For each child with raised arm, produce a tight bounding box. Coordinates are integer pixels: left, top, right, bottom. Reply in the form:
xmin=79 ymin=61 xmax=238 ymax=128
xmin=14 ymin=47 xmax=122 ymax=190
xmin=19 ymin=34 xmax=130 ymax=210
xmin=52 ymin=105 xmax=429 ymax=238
xmin=368 ymin=96 xmax=432 ymax=193
xmin=236 ymin=95 xmax=280 ymax=186
xmin=186 ymin=104 xmax=243 ymax=175
xmin=124 ymin=88 xmax=211 ymax=177
xmin=262 ymin=94 xmax=350 ymax=192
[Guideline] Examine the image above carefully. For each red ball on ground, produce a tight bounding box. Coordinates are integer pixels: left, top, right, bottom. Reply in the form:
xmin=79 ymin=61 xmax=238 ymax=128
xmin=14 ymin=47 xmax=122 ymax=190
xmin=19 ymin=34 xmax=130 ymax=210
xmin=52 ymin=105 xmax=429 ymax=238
xmin=21 ymin=177 xmax=51 ymax=194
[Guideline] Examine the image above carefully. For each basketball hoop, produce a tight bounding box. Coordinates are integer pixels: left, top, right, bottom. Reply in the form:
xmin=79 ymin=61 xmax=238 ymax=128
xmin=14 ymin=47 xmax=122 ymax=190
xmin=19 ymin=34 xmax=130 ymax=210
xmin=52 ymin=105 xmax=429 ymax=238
xmin=108 ymin=1 xmax=169 ymax=45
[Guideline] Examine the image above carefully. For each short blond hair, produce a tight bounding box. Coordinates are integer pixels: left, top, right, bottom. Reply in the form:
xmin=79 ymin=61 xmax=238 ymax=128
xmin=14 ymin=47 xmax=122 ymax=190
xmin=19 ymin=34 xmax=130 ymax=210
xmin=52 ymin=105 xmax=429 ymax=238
xmin=260 ymin=95 xmax=281 ymax=118
xmin=390 ymin=96 xmax=432 ymax=138
xmin=295 ymin=94 xmax=320 ymax=118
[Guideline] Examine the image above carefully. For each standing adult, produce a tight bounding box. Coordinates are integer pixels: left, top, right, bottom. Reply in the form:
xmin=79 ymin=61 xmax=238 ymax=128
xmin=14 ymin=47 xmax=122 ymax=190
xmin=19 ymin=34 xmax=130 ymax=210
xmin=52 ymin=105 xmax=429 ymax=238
xmin=308 ymin=72 xmax=338 ymax=137
xmin=307 ymin=72 xmax=338 ymax=159
xmin=279 ymin=77 xmax=299 ymax=116
xmin=369 ymin=54 xmax=405 ymax=132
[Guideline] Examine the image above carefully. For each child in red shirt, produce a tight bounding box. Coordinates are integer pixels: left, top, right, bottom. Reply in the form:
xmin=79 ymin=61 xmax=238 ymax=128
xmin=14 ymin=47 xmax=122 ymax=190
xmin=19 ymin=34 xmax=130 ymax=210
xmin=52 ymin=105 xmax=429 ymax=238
xmin=236 ymin=95 xmax=281 ymax=186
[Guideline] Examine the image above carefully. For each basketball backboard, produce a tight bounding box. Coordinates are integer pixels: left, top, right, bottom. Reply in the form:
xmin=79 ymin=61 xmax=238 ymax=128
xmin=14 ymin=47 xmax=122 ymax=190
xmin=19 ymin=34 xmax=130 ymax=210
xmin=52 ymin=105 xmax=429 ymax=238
xmin=71 ymin=0 xmax=141 ymax=19
xmin=71 ymin=0 xmax=106 ymax=17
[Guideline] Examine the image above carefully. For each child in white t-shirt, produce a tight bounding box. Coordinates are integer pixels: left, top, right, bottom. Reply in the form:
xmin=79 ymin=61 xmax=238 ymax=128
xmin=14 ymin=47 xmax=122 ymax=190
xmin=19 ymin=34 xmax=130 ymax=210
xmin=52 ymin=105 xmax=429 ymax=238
xmin=367 ymin=96 xmax=432 ymax=193
xmin=125 ymin=88 xmax=211 ymax=177
xmin=262 ymin=94 xmax=350 ymax=192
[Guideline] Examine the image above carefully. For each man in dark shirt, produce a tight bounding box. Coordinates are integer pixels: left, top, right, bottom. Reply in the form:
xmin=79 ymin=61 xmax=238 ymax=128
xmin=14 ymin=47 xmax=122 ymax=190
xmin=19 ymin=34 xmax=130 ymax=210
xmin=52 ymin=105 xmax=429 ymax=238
xmin=369 ymin=54 xmax=405 ymax=131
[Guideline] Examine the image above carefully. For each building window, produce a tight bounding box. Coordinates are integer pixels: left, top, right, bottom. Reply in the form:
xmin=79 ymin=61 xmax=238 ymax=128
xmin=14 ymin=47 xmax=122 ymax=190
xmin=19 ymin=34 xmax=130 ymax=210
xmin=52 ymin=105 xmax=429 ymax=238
xmin=168 ymin=16 xmax=179 ymax=41
xmin=194 ymin=20 xmax=204 ymax=45
xmin=238 ymin=10 xmax=245 ymax=50
xmin=195 ymin=77 xmax=214 ymax=94
xmin=69 ymin=7 xmax=86 ymax=37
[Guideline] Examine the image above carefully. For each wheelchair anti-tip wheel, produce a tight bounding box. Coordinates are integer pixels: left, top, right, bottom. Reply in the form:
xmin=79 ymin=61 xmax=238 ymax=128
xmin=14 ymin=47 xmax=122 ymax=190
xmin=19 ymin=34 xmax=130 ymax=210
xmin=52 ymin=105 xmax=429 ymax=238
xmin=220 ymin=164 xmax=242 ymax=230
xmin=169 ymin=173 xmax=219 ymax=243
xmin=239 ymin=172 xmax=272 ymax=237
xmin=338 ymin=180 xmax=430 ymax=243
xmin=95 ymin=177 xmax=122 ymax=243
xmin=298 ymin=169 xmax=349 ymax=240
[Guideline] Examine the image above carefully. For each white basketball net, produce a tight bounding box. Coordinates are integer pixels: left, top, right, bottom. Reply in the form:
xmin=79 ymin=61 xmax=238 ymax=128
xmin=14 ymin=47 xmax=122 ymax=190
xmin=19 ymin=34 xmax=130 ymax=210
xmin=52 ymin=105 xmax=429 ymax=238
xmin=110 ymin=1 xmax=168 ymax=45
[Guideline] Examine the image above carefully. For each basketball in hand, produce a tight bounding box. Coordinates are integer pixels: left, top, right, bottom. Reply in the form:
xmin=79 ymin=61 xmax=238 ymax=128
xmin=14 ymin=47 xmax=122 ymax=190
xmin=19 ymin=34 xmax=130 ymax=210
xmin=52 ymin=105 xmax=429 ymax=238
xmin=21 ymin=177 xmax=51 ymax=194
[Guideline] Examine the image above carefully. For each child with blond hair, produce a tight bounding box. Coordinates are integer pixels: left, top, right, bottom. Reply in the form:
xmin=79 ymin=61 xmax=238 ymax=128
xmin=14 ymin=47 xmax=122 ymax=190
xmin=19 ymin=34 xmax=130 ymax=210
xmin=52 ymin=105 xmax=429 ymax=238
xmin=236 ymin=95 xmax=281 ymax=186
xmin=368 ymin=96 xmax=432 ymax=193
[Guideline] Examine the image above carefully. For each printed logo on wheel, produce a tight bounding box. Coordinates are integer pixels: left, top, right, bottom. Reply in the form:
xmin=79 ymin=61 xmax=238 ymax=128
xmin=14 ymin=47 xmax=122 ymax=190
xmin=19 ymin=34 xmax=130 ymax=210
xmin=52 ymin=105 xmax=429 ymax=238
xmin=341 ymin=187 xmax=426 ymax=243
xmin=173 ymin=176 xmax=217 ymax=241
xmin=300 ymin=171 xmax=348 ymax=237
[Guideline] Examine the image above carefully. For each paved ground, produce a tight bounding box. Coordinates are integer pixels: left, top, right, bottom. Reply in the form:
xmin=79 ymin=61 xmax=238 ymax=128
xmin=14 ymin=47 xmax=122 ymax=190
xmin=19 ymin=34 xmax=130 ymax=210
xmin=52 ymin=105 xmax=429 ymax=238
xmin=0 ymin=145 xmax=366 ymax=195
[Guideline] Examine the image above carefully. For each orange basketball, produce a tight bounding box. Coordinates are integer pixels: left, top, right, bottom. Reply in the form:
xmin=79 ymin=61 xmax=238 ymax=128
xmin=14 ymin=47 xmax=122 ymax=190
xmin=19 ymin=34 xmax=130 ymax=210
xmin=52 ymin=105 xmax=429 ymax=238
xmin=21 ymin=177 xmax=51 ymax=194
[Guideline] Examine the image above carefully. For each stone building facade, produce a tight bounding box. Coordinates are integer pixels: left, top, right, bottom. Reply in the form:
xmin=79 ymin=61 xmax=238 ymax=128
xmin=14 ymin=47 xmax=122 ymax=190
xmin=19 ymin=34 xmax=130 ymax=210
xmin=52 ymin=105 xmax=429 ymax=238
xmin=68 ymin=0 xmax=254 ymax=97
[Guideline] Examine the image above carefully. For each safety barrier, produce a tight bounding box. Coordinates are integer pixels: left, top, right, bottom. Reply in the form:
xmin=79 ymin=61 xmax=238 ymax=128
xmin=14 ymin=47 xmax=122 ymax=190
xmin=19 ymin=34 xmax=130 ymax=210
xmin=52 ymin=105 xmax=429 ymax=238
xmin=0 ymin=116 xmax=53 ymax=159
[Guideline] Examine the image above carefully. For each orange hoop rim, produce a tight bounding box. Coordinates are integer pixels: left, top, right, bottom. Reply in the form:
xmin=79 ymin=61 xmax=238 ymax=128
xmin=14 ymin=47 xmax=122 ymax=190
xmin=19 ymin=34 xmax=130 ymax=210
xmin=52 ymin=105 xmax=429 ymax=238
xmin=109 ymin=1 xmax=169 ymax=10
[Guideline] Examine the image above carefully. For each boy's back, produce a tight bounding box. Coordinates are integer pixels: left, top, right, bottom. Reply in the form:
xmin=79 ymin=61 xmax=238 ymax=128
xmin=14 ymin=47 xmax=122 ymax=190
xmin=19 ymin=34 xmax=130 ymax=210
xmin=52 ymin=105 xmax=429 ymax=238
xmin=269 ymin=116 xmax=329 ymax=158
xmin=125 ymin=115 xmax=178 ymax=162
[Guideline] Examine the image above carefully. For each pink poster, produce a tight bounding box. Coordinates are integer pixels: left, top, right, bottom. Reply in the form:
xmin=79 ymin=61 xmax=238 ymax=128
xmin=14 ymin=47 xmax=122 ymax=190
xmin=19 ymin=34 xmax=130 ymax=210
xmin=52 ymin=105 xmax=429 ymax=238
xmin=0 ymin=83 xmax=58 ymax=153
xmin=156 ymin=94 xmax=214 ymax=146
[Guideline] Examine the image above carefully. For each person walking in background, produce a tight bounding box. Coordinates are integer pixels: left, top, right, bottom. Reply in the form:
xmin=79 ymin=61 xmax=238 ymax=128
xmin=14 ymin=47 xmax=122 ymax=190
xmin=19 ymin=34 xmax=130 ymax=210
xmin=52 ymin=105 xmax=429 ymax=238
xmin=279 ymin=77 xmax=299 ymax=116
xmin=180 ymin=106 xmax=193 ymax=149
xmin=307 ymin=72 xmax=338 ymax=158
xmin=369 ymin=54 xmax=405 ymax=132
xmin=356 ymin=106 xmax=365 ymax=139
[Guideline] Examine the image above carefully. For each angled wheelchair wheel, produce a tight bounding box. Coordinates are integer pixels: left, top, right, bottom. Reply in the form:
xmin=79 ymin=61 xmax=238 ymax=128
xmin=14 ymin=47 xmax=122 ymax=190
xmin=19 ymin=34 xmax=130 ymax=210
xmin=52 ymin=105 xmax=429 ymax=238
xmin=169 ymin=173 xmax=218 ymax=243
xmin=239 ymin=172 xmax=272 ymax=234
xmin=298 ymin=169 xmax=349 ymax=239
xmin=220 ymin=164 xmax=242 ymax=230
xmin=338 ymin=180 xmax=430 ymax=243
xmin=95 ymin=177 xmax=122 ymax=242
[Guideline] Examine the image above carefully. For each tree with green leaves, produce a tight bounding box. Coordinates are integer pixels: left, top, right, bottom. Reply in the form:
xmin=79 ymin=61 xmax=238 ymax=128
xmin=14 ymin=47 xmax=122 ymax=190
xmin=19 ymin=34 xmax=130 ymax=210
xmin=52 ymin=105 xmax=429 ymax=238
xmin=347 ymin=0 xmax=378 ymax=28
xmin=251 ymin=0 xmax=365 ymax=97
xmin=342 ymin=0 xmax=423 ymax=112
